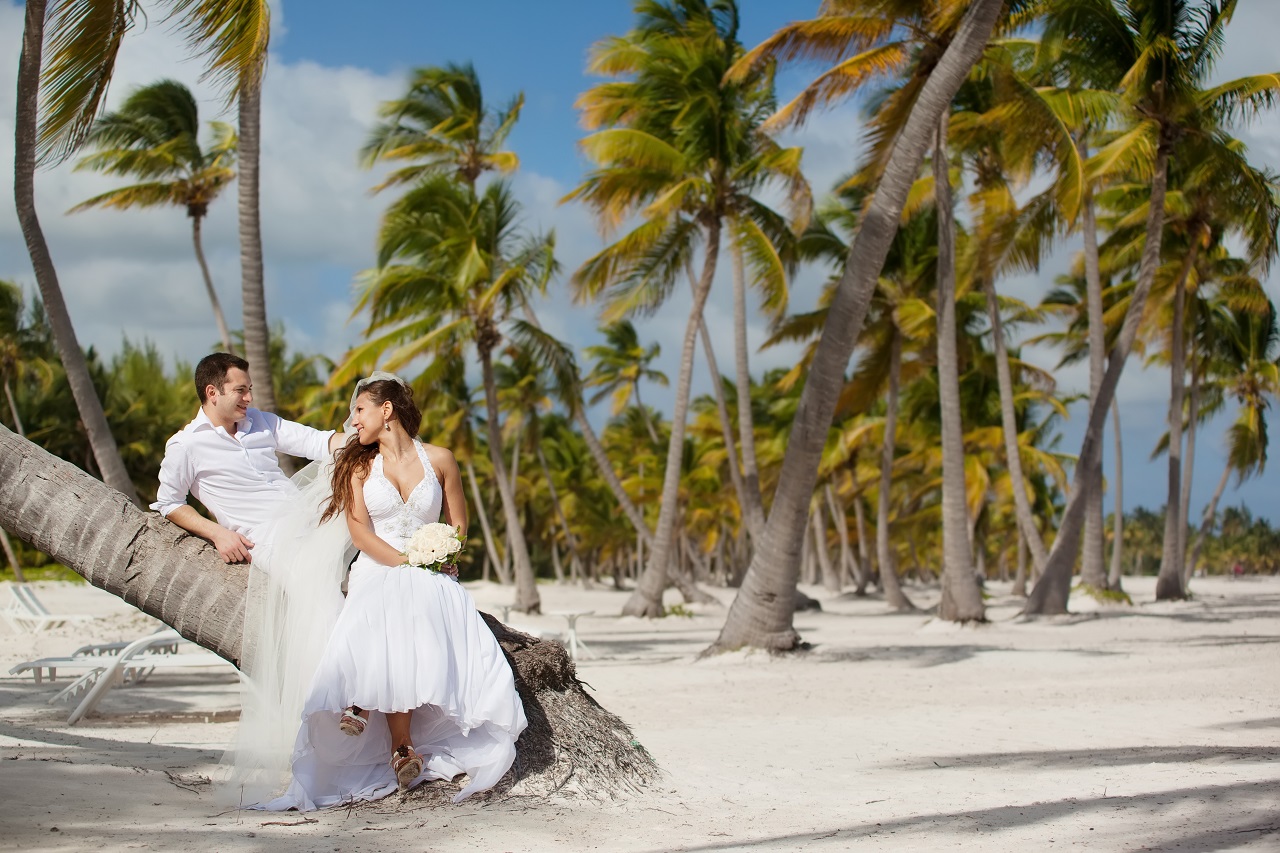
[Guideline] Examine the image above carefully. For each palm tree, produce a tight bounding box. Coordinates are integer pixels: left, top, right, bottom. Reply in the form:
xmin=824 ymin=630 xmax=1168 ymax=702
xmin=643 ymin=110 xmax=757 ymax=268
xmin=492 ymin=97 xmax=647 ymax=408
xmin=709 ymin=0 xmax=1006 ymax=650
xmin=14 ymin=0 xmax=274 ymax=501
xmin=361 ymin=62 xmax=523 ymax=192
xmin=69 ymin=79 xmax=237 ymax=352
xmin=336 ymin=177 xmax=556 ymax=614
xmin=584 ymin=320 xmax=668 ymax=444
xmin=566 ymin=0 xmax=809 ymax=617
xmin=1025 ymin=0 xmax=1280 ymax=613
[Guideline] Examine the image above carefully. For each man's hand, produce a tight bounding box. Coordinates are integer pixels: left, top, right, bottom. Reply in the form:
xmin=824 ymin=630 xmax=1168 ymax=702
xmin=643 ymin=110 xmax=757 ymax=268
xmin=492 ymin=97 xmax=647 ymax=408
xmin=211 ymin=527 xmax=255 ymax=563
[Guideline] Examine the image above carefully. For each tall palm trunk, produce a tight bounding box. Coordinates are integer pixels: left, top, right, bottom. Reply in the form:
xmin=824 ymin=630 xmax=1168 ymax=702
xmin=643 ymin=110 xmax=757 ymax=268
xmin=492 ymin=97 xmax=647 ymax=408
xmin=877 ymin=332 xmax=915 ymax=611
xmin=536 ymin=441 xmax=583 ymax=581
xmin=981 ymin=268 xmax=1048 ymax=572
xmin=1107 ymin=401 xmax=1125 ymax=589
xmin=824 ymin=484 xmax=855 ymax=590
xmin=1179 ymin=367 xmax=1199 ymax=586
xmin=1156 ymin=245 xmax=1199 ymax=601
xmin=851 ymin=491 xmax=872 ymax=594
xmin=1012 ymin=528 xmax=1028 ymax=596
xmin=1187 ymin=463 xmax=1230 ymax=581
xmin=632 ymin=383 xmax=661 ymax=445
xmin=1025 ymin=140 xmax=1173 ymax=615
xmin=466 ymin=459 xmax=510 ymax=585
xmin=480 ymin=348 xmax=540 ymax=613
xmin=699 ymin=317 xmax=750 ymax=526
xmin=933 ymin=116 xmax=984 ymax=623
xmin=708 ymin=0 xmax=1002 ymax=650
xmin=520 ymin=304 xmax=654 ymax=546
xmin=1080 ymin=184 xmax=1108 ymax=589
xmin=812 ymin=499 xmax=840 ymax=592
xmin=730 ymin=238 xmax=766 ymax=529
xmin=13 ymin=0 xmax=140 ymax=507
xmin=237 ymin=76 xmax=276 ymax=412
xmin=5 ymin=379 xmax=25 ymax=436
xmin=623 ymin=220 xmax=721 ymax=618
xmin=191 ymin=212 xmax=234 ymax=353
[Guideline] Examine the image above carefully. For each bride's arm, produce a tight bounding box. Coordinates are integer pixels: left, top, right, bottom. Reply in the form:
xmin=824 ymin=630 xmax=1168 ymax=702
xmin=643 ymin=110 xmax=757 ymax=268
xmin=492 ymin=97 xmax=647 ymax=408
xmin=429 ymin=446 xmax=468 ymax=537
xmin=344 ymin=470 xmax=406 ymax=567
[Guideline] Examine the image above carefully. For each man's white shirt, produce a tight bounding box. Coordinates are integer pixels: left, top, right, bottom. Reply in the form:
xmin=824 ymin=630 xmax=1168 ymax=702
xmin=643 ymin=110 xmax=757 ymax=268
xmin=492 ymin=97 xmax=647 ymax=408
xmin=151 ymin=407 xmax=335 ymax=539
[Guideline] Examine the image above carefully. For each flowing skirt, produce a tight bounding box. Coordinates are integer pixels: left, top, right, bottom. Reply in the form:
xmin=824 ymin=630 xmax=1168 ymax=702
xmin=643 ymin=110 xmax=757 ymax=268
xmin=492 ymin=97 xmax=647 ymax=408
xmin=261 ymin=560 xmax=528 ymax=811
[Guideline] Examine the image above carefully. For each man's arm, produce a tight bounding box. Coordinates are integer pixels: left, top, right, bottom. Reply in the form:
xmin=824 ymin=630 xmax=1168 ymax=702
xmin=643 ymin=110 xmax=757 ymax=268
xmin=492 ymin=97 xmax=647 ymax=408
xmin=151 ymin=434 xmax=253 ymax=563
xmin=166 ymin=506 xmax=256 ymax=564
xmin=268 ymin=412 xmax=337 ymax=461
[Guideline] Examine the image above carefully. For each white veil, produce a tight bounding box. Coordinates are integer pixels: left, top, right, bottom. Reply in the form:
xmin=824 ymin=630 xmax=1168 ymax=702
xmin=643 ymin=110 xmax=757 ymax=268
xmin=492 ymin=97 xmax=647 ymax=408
xmin=221 ymin=372 xmax=408 ymax=806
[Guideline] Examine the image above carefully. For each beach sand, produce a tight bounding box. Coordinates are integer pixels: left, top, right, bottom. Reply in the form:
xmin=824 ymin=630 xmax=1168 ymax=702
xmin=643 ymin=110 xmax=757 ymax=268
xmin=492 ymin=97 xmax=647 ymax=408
xmin=0 ymin=574 xmax=1276 ymax=852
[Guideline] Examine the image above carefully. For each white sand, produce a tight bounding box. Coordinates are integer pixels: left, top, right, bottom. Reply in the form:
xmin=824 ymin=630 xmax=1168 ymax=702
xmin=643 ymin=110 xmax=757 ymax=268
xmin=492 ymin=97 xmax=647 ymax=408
xmin=1 ymin=574 xmax=1276 ymax=852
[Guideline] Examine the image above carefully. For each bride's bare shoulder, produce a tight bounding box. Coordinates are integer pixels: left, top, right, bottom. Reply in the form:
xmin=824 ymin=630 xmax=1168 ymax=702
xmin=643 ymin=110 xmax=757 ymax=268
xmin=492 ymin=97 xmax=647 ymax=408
xmin=419 ymin=442 xmax=458 ymax=473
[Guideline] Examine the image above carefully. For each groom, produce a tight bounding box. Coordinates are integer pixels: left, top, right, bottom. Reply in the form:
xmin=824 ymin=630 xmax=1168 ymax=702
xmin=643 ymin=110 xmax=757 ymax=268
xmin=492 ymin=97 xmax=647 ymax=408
xmin=151 ymin=352 xmax=345 ymax=563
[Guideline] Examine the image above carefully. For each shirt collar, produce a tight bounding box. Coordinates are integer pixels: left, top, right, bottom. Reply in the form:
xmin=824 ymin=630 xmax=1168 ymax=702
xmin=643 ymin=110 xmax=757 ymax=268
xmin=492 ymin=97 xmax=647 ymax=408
xmin=187 ymin=406 xmax=254 ymax=436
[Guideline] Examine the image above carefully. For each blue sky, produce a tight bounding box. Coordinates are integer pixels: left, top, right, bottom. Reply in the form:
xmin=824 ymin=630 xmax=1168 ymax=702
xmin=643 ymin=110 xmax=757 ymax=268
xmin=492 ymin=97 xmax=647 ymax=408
xmin=1 ymin=1 xmax=1279 ymax=533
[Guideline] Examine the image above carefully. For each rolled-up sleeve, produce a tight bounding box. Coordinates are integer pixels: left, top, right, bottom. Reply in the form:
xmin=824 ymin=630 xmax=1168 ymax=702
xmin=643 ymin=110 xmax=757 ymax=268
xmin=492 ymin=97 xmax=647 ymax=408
xmin=271 ymin=413 xmax=335 ymax=462
xmin=150 ymin=436 xmax=193 ymax=517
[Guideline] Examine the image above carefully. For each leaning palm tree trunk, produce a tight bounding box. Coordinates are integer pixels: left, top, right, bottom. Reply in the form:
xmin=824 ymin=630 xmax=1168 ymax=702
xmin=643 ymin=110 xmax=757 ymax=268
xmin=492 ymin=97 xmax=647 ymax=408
xmin=1187 ymin=463 xmax=1230 ymax=582
xmin=4 ymin=380 xmax=24 ymax=436
xmin=699 ymin=318 xmax=750 ymax=529
xmin=709 ymin=0 xmax=1003 ymax=650
xmin=934 ymin=116 xmax=984 ymax=623
xmin=237 ymin=75 xmax=276 ymax=412
xmin=1080 ymin=181 xmax=1109 ymax=590
xmin=878 ymin=321 xmax=916 ymax=610
xmin=535 ymin=442 xmax=583 ymax=580
xmin=466 ymin=459 xmax=510 ymax=585
xmin=13 ymin=0 xmax=140 ymax=507
xmin=730 ymin=239 xmax=766 ymax=529
xmin=623 ymin=223 xmax=721 ymax=618
xmin=1156 ymin=248 xmax=1198 ymax=601
xmin=191 ymin=211 xmax=234 ymax=353
xmin=981 ymin=272 xmax=1048 ymax=572
xmin=1024 ymin=142 xmax=1173 ymax=615
xmin=0 ymin=423 xmax=657 ymax=797
xmin=481 ymin=352 xmax=540 ymax=613
xmin=1107 ymin=400 xmax=1125 ymax=589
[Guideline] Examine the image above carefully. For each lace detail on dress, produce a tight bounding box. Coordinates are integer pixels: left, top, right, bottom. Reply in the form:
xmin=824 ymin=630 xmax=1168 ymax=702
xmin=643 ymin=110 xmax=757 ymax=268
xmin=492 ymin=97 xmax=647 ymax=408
xmin=364 ymin=441 xmax=443 ymax=552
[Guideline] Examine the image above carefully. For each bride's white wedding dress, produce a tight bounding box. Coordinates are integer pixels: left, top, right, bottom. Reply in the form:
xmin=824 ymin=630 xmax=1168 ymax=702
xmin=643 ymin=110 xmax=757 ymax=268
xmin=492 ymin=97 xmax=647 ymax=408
xmin=254 ymin=440 xmax=527 ymax=810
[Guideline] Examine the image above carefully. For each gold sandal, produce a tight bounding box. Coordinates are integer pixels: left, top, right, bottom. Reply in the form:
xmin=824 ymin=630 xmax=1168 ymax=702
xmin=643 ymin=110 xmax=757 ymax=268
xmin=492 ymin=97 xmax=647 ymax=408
xmin=391 ymin=744 xmax=423 ymax=792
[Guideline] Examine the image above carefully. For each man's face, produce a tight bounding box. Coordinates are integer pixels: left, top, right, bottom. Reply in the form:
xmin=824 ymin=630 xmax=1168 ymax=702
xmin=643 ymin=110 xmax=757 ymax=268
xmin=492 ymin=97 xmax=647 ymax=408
xmin=206 ymin=367 xmax=253 ymax=425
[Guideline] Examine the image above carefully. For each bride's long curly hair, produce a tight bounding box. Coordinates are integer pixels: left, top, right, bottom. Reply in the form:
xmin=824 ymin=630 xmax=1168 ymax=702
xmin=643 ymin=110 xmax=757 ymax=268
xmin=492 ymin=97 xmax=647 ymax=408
xmin=321 ymin=379 xmax=422 ymax=523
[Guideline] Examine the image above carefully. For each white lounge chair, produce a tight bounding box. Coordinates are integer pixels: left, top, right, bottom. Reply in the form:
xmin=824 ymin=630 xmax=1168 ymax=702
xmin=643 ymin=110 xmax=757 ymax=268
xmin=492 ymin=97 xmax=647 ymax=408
xmin=10 ymin=628 xmax=231 ymax=724
xmin=2 ymin=583 xmax=97 ymax=633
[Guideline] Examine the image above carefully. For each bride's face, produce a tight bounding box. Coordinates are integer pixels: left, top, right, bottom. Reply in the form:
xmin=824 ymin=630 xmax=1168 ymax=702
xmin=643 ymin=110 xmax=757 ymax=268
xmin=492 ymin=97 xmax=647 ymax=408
xmin=350 ymin=392 xmax=393 ymax=445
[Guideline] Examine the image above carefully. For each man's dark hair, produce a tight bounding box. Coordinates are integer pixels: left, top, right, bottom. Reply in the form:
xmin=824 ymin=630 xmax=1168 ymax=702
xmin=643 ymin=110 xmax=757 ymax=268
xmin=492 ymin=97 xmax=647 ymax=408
xmin=195 ymin=353 xmax=250 ymax=403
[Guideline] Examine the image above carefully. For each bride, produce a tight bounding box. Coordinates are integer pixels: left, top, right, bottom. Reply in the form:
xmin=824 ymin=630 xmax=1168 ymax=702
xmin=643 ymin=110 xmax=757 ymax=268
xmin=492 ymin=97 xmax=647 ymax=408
xmin=227 ymin=374 xmax=527 ymax=811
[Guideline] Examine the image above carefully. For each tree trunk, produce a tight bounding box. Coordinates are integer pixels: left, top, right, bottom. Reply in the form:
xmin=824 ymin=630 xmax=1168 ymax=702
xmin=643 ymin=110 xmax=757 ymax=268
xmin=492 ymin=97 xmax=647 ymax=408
xmin=933 ymin=115 xmax=984 ymax=623
xmin=623 ymin=221 xmax=721 ymax=618
xmin=481 ymin=350 xmax=540 ymax=613
xmin=851 ymin=491 xmax=872 ymax=594
xmin=4 ymin=380 xmax=25 ymax=437
xmin=467 ymin=459 xmax=509 ymax=585
xmin=0 ymin=524 xmax=25 ymax=583
xmin=191 ymin=212 xmax=234 ymax=353
xmin=1080 ymin=175 xmax=1108 ymax=590
xmin=13 ymin=0 xmax=140 ymax=507
xmin=1187 ymin=463 xmax=1230 ymax=581
xmin=981 ymin=261 xmax=1048 ymax=573
xmin=877 ymin=332 xmax=915 ymax=611
xmin=1179 ymin=368 xmax=1199 ymax=587
xmin=813 ymin=499 xmax=840 ymax=592
xmin=1024 ymin=140 xmax=1173 ymax=615
xmin=0 ymin=424 xmax=657 ymax=795
xmin=536 ymin=441 xmax=583 ymax=581
xmin=237 ymin=75 xmax=276 ymax=413
xmin=730 ymin=238 xmax=766 ymax=529
xmin=825 ymin=484 xmax=857 ymax=593
xmin=1156 ymin=245 xmax=1199 ymax=601
xmin=711 ymin=0 xmax=1005 ymax=651
xmin=1012 ymin=527 xmax=1027 ymax=596
xmin=698 ymin=315 xmax=750 ymax=531
xmin=1107 ymin=400 xmax=1125 ymax=590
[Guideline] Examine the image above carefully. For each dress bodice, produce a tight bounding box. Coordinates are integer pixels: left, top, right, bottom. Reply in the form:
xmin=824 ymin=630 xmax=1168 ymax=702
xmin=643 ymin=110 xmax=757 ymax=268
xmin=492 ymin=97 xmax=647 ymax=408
xmin=362 ymin=441 xmax=443 ymax=552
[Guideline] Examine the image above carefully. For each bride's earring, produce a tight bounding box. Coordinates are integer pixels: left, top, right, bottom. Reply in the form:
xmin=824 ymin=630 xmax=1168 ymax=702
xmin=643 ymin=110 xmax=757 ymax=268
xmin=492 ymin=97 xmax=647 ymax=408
xmin=383 ymin=420 xmax=391 ymax=431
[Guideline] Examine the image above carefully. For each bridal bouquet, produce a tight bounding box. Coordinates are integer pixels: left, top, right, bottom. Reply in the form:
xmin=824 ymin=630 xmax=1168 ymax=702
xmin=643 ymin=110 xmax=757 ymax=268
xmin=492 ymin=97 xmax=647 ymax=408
xmin=404 ymin=522 xmax=465 ymax=573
